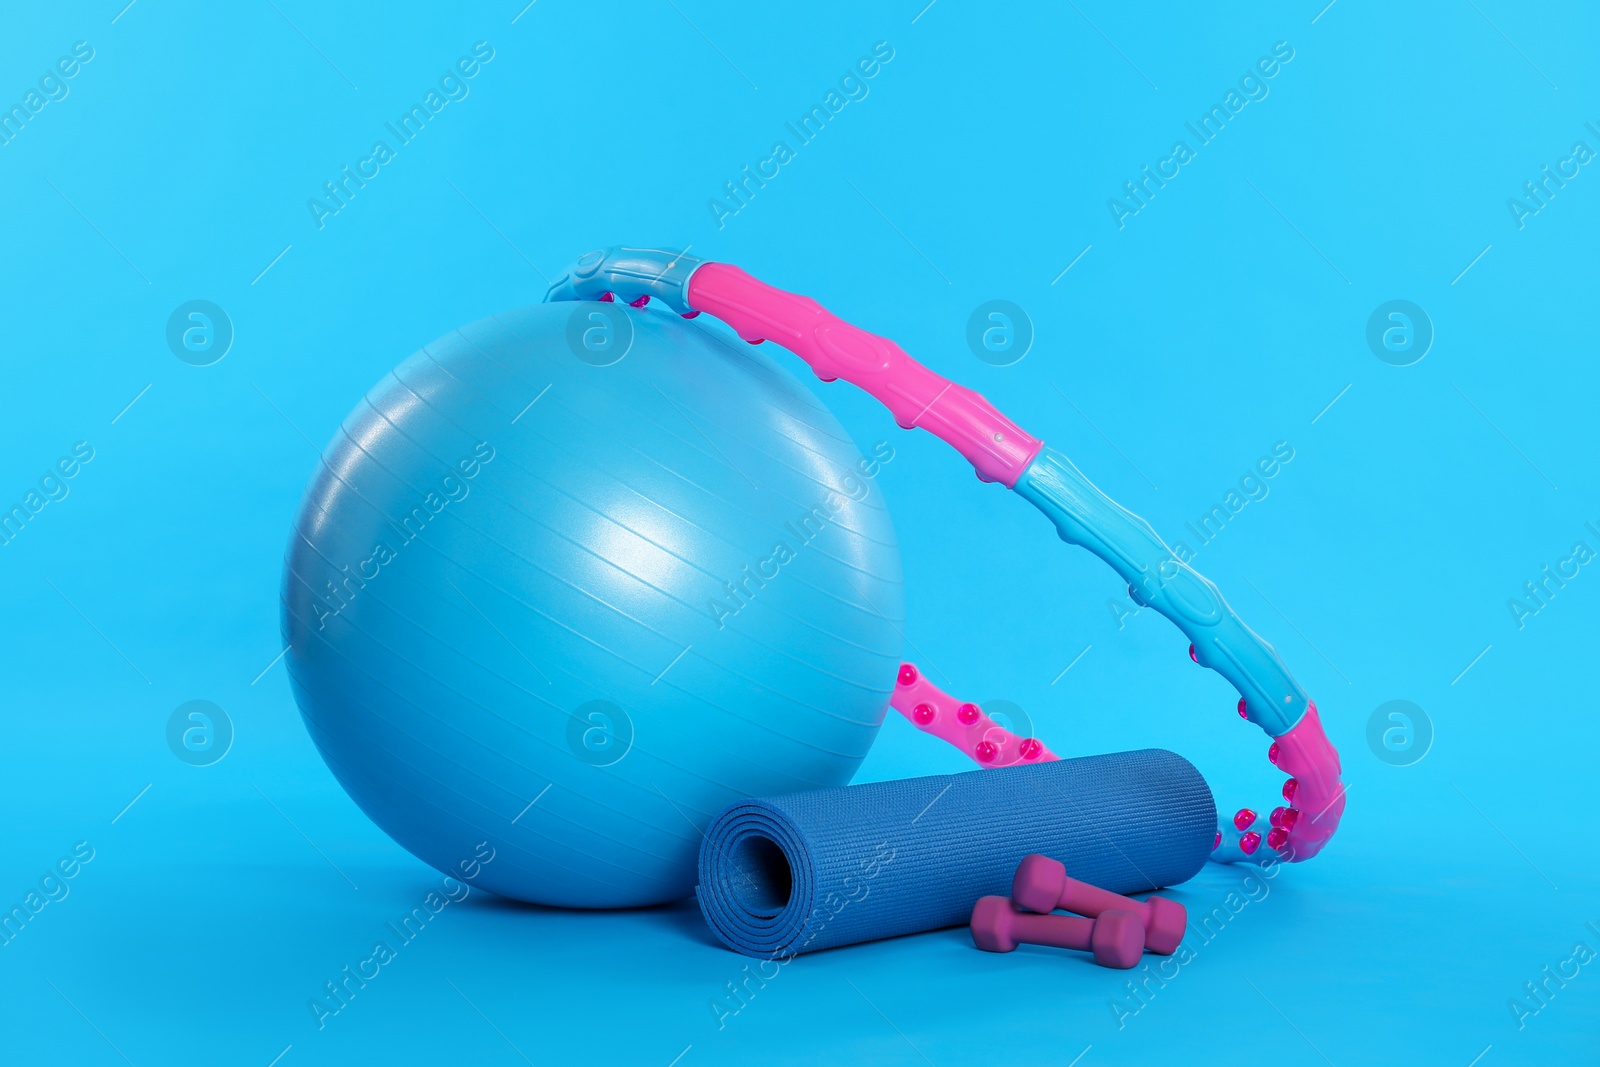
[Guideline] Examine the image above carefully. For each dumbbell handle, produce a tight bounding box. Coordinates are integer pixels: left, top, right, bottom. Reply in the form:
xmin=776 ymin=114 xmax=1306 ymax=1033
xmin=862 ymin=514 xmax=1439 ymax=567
xmin=1012 ymin=855 xmax=1185 ymax=955
xmin=1006 ymin=909 xmax=1098 ymax=952
xmin=1057 ymin=878 xmax=1154 ymax=921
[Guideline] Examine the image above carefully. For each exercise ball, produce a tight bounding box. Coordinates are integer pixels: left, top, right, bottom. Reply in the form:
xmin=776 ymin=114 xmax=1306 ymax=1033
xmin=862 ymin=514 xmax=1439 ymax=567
xmin=279 ymin=301 xmax=904 ymax=907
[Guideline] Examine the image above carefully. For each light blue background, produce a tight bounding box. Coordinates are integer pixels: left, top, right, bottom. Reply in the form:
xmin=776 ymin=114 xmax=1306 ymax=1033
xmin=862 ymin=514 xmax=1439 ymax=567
xmin=2 ymin=1 xmax=1596 ymax=1064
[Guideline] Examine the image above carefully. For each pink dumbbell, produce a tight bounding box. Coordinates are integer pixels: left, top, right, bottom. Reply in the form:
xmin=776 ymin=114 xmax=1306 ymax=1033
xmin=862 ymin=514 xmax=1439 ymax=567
xmin=969 ymin=895 xmax=1145 ymax=969
xmin=1010 ymin=854 xmax=1186 ymax=956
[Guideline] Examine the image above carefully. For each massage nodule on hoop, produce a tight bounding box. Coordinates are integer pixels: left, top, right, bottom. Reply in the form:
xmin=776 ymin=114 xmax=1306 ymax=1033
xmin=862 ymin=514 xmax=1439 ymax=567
xmin=281 ymin=245 xmax=1344 ymax=968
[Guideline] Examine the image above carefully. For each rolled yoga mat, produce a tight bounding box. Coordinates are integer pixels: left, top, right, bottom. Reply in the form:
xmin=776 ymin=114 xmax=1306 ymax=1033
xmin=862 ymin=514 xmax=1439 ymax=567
xmin=697 ymin=748 xmax=1215 ymax=958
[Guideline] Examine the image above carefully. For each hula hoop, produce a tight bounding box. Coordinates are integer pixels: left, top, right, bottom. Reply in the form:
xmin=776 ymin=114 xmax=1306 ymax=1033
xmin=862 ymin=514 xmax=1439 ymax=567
xmin=546 ymin=247 xmax=1345 ymax=865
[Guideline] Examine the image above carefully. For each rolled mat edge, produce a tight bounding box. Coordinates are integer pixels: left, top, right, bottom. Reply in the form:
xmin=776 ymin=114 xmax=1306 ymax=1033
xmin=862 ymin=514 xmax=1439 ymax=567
xmin=697 ymin=748 xmax=1215 ymax=957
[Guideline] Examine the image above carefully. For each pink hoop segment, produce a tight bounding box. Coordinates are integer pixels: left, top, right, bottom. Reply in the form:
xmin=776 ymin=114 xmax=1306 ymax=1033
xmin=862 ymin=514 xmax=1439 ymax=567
xmin=686 ymin=263 xmax=1044 ymax=487
xmin=892 ymin=663 xmax=1343 ymax=863
xmin=890 ymin=664 xmax=1059 ymax=767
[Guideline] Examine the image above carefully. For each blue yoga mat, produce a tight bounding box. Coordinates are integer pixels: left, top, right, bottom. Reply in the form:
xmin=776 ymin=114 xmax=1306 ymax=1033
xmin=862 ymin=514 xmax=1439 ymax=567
xmin=697 ymin=749 xmax=1215 ymax=957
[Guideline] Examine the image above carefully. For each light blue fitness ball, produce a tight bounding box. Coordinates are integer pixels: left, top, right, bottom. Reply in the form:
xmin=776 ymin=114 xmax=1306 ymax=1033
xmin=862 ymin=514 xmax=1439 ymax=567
xmin=280 ymin=302 xmax=904 ymax=907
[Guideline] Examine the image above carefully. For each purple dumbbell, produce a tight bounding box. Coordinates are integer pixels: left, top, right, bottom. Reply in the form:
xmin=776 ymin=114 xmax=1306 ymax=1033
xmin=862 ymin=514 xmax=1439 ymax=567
xmin=969 ymin=895 xmax=1145 ymax=969
xmin=1011 ymin=854 xmax=1186 ymax=956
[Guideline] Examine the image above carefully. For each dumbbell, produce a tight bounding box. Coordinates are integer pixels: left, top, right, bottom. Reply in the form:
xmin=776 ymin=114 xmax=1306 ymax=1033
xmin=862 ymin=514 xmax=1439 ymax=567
xmin=969 ymin=895 xmax=1145 ymax=969
xmin=1011 ymin=854 xmax=1186 ymax=956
